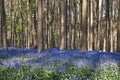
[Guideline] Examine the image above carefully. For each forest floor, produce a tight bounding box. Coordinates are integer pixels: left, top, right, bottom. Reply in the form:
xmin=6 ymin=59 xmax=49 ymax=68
xmin=0 ymin=47 xmax=120 ymax=68
xmin=0 ymin=47 xmax=120 ymax=79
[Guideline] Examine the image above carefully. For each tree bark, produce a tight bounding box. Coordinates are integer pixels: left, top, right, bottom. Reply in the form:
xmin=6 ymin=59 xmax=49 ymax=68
xmin=97 ymin=0 xmax=102 ymax=51
xmin=37 ymin=0 xmax=44 ymax=52
xmin=60 ymin=0 xmax=67 ymax=49
xmin=0 ymin=0 xmax=2 ymax=47
xmin=81 ymin=0 xmax=87 ymax=51
xmin=117 ymin=0 xmax=120 ymax=52
xmin=88 ymin=0 xmax=93 ymax=51
xmin=110 ymin=0 xmax=113 ymax=52
xmin=1 ymin=0 xmax=7 ymax=49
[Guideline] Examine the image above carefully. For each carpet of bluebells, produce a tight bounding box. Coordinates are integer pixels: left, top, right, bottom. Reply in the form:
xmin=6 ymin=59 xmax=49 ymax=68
xmin=0 ymin=47 xmax=120 ymax=80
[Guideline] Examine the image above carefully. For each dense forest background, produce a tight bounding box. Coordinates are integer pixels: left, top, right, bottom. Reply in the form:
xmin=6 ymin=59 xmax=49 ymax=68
xmin=0 ymin=0 xmax=120 ymax=52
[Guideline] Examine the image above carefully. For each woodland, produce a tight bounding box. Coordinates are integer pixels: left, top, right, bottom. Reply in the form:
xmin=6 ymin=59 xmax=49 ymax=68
xmin=0 ymin=0 xmax=120 ymax=80
xmin=0 ymin=0 xmax=120 ymax=52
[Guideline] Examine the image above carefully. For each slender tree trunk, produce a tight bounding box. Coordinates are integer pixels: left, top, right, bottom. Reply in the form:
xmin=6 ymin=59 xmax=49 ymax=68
xmin=50 ymin=0 xmax=55 ymax=48
xmin=106 ymin=0 xmax=110 ymax=51
xmin=21 ymin=11 xmax=24 ymax=47
xmin=37 ymin=0 xmax=44 ymax=52
xmin=88 ymin=0 xmax=93 ymax=51
xmin=10 ymin=0 xmax=15 ymax=47
xmin=68 ymin=0 xmax=72 ymax=49
xmin=76 ymin=0 xmax=80 ymax=49
xmin=71 ymin=1 xmax=74 ymax=49
xmin=79 ymin=0 xmax=82 ymax=50
xmin=10 ymin=0 xmax=13 ymax=47
xmin=103 ymin=0 xmax=109 ymax=51
xmin=87 ymin=0 xmax=90 ymax=50
xmin=97 ymin=0 xmax=102 ymax=51
xmin=60 ymin=0 xmax=67 ymax=49
xmin=27 ymin=0 xmax=32 ymax=48
xmin=0 ymin=0 xmax=1 ymax=47
xmin=18 ymin=0 xmax=23 ymax=47
xmin=90 ymin=0 xmax=93 ymax=50
xmin=33 ymin=10 xmax=37 ymax=48
xmin=65 ymin=0 xmax=68 ymax=49
xmin=13 ymin=12 xmax=16 ymax=47
xmin=73 ymin=0 xmax=77 ymax=49
xmin=81 ymin=0 xmax=87 ymax=51
xmin=110 ymin=1 xmax=113 ymax=52
xmin=117 ymin=0 xmax=120 ymax=52
xmin=1 ymin=0 xmax=7 ymax=49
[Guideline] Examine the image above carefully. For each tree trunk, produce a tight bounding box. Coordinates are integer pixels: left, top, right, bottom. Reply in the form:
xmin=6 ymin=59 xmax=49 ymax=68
xmin=33 ymin=10 xmax=37 ymax=49
xmin=97 ymin=0 xmax=102 ymax=51
xmin=37 ymin=0 xmax=44 ymax=52
xmin=60 ymin=0 xmax=67 ymax=49
xmin=1 ymin=0 xmax=7 ymax=49
xmin=68 ymin=0 xmax=72 ymax=49
xmin=117 ymin=0 xmax=120 ymax=52
xmin=0 ymin=0 xmax=2 ymax=47
xmin=110 ymin=1 xmax=113 ymax=52
xmin=103 ymin=0 xmax=109 ymax=51
xmin=27 ymin=0 xmax=32 ymax=48
xmin=81 ymin=0 xmax=87 ymax=51
xmin=88 ymin=0 xmax=93 ymax=51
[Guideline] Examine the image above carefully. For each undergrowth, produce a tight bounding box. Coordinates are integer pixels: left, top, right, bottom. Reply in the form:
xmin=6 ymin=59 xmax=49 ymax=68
xmin=0 ymin=63 xmax=120 ymax=80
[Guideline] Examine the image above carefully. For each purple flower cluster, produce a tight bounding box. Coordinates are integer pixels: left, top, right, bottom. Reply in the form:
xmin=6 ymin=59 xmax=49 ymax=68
xmin=0 ymin=47 xmax=120 ymax=69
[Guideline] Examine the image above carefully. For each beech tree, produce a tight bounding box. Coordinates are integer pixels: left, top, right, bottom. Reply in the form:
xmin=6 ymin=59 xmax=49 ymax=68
xmin=117 ymin=0 xmax=120 ymax=52
xmin=37 ymin=0 xmax=44 ymax=52
xmin=1 ymin=0 xmax=7 ymax=49
xmin=0 ymin=0 xmax=119 ymax=52
xmin=0 ymin=0 xmax=1 ymax=47
xmin=60 ymin=0 xmax=67 ymax=49
xmin=81 ymin=0 xmax=87 ymax=51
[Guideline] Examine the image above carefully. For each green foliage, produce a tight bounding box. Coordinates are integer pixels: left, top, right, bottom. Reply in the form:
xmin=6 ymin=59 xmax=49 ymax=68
xmin=0 ymin=65 xmax=93 ymax=80
xmin=1 ymin=63 xmax=120 ymax=80
xmin=91 ymin=62 xmax=120 ymax=80
xmin=32 ymin=67 xmax=54 ymax=80
xmin=54 ymin=66 xmax=93 ymax=80
xmin=0 ymin=66 xmax=31 ymax=80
